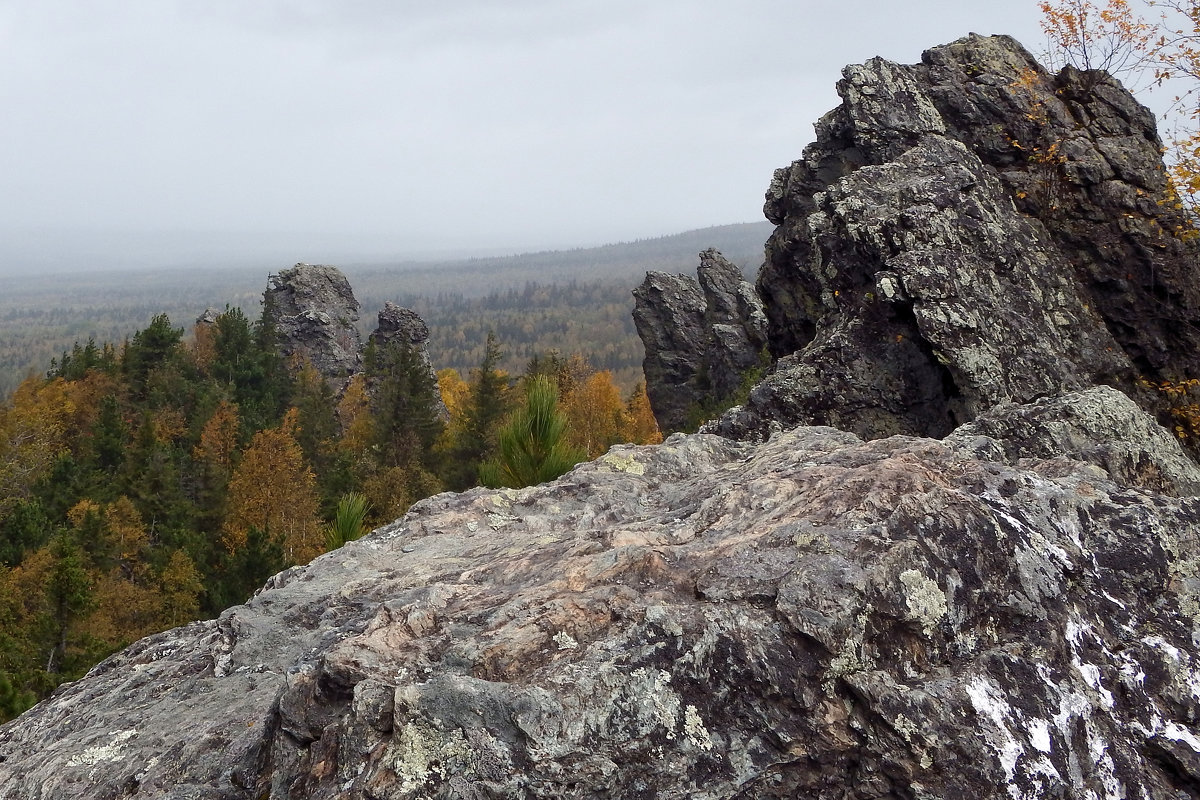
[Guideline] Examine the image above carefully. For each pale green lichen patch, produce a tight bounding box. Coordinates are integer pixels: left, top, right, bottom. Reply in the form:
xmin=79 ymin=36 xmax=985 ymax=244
xmin=825 ymin=612 xmax=875 ymax=689
xmin=893 ymin=715 xmax=934 ymax=768
xmin=683 ymin=705 xmax=713 ymax=751
xmin=632 ymin=667 xmax=680 ymax=737
xmin=900 ymin=569 xmax=948 ymax=635
xmin=487 ymin=511 xmax=519 ymax=530
xmin=599 ymin=452 xmax=645 ymax=475
xmin=490 ymin=490 xmax=518 ymax=509
xmin=66 ymin=729 xmax=137 ymax=767
xmin=387 ymin=720 xmax=471 ymax=795
xmin=553 ymin=631 xmax=579 ymax=650
xmin=792 ymin=528 xmax=829 ymax=551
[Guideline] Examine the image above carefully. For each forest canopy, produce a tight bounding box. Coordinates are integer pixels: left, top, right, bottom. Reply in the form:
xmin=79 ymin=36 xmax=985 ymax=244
xmin=0 ymin=303 xmax=662 ymax=722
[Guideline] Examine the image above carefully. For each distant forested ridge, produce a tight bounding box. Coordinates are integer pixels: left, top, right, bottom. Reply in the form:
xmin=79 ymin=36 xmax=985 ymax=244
xmin=0 ymin=222 xmax=770 ymax=397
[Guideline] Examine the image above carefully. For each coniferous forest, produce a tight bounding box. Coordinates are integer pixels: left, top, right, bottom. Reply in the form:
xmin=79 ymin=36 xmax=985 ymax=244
xmin=0 ymin=303 xmax=663 ymax=722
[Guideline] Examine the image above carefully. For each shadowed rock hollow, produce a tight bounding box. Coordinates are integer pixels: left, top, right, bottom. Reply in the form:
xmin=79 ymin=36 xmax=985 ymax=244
xmin=5 ymin=34 xmax=1200 ymax=800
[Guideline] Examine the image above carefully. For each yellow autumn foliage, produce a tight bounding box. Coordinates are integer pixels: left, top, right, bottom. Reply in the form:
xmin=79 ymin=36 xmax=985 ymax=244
xmin=222 ymin=408 xmax=323 ymax=565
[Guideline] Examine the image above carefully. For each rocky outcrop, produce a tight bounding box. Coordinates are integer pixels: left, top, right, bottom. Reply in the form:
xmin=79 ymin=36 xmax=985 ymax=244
xmin=4 ymin=388 xmax=1200 ymax=798
xmin=707 ymin=35 xmax=1200 ymax=439
xmin=698 ymin=248 xmax=770 ymax=400
xmin=631 ymin=272 xmax=707 ymax=432
xmin=368 ymin=301 xmax=449 ymax=419
xmin=7 ymin=34 xmax=1200 ymax=800
xmin=195 ymin=307 xmax=221 ymax=327
xmin=633 ymin=249 xmax=767 ymax=432
xmin=369 ymin=301 xmax=431 ymax=354
xmin=264 ymin=264 xmax=363 ymax=388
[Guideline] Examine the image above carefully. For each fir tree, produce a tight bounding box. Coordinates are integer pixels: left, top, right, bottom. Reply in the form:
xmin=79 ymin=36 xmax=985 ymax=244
xmin=368 ymin=339 xmax=444 ymax=471
xmin=123 ymin=314 xmax=183 ymax=400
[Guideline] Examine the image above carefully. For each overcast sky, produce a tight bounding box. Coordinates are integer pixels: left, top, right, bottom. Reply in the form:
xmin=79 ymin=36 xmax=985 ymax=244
xmin=0 ymin=1 xmax=1050 ymax=271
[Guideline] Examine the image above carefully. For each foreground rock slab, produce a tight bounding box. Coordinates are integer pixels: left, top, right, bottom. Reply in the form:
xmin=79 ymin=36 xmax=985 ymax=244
xmin=2 ymin=388 xmax=1200 ymax=799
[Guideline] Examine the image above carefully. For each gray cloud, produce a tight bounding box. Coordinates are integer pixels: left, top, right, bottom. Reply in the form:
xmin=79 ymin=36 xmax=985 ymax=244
xmin=0 ymin=1 xmax=1049 ymax=269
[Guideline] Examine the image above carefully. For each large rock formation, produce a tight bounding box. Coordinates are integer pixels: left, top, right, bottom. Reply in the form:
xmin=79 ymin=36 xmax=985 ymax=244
xmin=637 ymin=34 xmax=1200 ymax=440
xmin=3 ymin=388 xmax=1200 ymax=798
xmin=6 ymin=34 xmax=1200 ymax=800
xmin=264 ymin=264 xmax=364 ymax=388
xmin=633 ymin=249 xmax=768 ymax=432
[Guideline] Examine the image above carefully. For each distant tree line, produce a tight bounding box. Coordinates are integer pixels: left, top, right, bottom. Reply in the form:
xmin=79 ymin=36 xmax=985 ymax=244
xmin=0 ymin=221 xmax=769 ymax=398
xmin=366 ymin=280 xmax=648 ymax=394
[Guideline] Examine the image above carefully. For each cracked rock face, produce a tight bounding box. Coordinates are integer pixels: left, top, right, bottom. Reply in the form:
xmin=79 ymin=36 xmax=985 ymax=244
xmin=633 ymin=249 xmax=768 ymax=432
xmin=264 ymin=263 xmax=363 ymax=388
xmin=718 ymin=34 xmax=1200 ymax=440
xmin=3 ymin=388 xmax=1200 ymax=799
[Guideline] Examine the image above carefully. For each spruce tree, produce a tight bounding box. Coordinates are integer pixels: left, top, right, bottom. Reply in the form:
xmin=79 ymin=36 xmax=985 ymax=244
xmin=123 ymin=314 xmax=183 ymax=400
xmin=369 ymin=340 xmax=444 ymax=471
xmin=444 ymin=332 xmax=509 ymax=490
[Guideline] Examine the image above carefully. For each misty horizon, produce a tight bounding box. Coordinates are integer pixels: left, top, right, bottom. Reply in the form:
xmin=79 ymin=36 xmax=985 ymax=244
xmin=0 ymin=220 xmax=773 ymax=277
xmin=1 ymin=2 xmax=1048 ymax=279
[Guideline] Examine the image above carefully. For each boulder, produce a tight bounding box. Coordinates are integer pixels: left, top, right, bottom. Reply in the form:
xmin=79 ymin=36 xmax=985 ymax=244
xmin=3 ymin=390 xmax=1200 ymax=798
xmin=263 ymin=264 xmax=363 ymax=388
xmin=633 ymin=249 xmax=767 ymax=432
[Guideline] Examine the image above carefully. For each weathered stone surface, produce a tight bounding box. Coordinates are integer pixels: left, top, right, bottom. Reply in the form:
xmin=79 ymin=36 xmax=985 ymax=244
xmin=697 ymin=248 xmax=769 ymax=401
xmin=726 ymin=34 xmax=1200 ymax=440
xmin=370 ymin=301 xmax=430 ymax=352
xmin=634 ymin=249 xmax=767 ymax=432
xmin=264 ymin=264 xmax=362 ymax=388
xmin=917 ymin=38 xmax=1200 ymax=381
xmin=3 ymin=391 xmax=1200 ymax=798
xmin=945 ymin=385 xmax=1200 ymax=498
